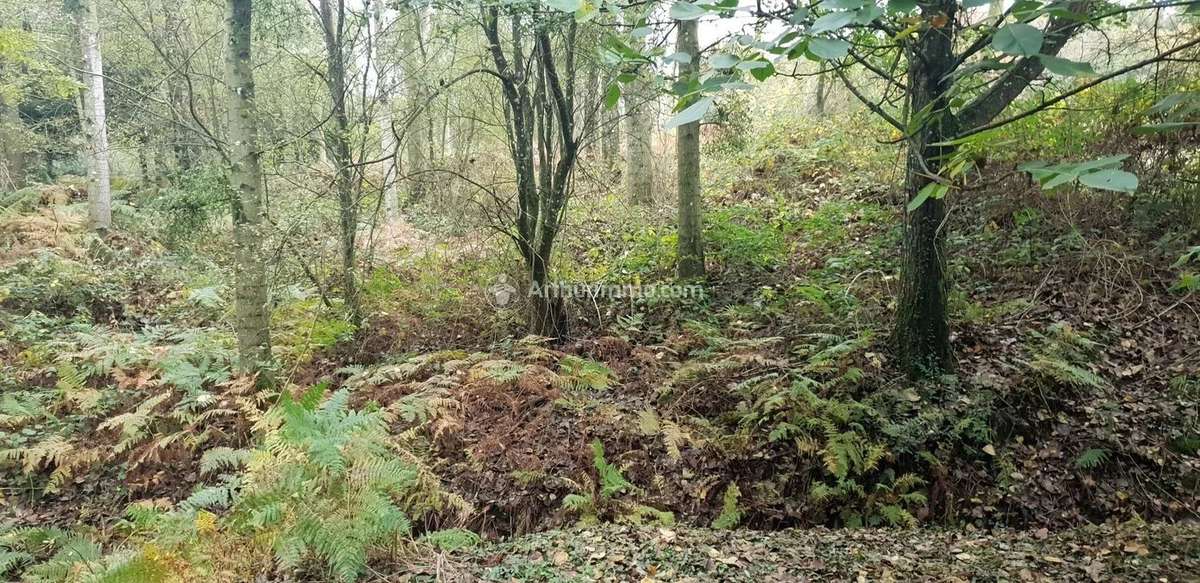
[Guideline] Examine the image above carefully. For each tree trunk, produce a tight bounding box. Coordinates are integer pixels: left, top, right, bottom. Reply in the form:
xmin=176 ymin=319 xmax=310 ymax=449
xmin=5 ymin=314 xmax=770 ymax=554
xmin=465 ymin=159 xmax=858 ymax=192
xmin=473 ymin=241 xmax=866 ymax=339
xmin=77 ymin=0 xmax=111 ymax=231
xmin=813 ymin=72 xmax=828 ymax=117
xmin=893 ymin=0 xmax=957 ymax=377
xmin=318 ymin=0 xmax=362 ymax=325
xmin=164 ymin=2 xmax=196 ymax=173
xmin=623 ymin=75 xmax=654 ymax=205
xmin=224 ymin=0 xmax=272 ymax=374
xmin=675 ymin=19 xmax=704 ymax=279
xmin=0 ymin=97 xmax=25 ymax=191
xmin=401 ymin=7 xmax=428 ymax=206
xmin=368 ymin=0 xmax=399 ymax=217
xmin=528 ymin=248 xmax=568 ymax=338
xmin=600 ymin=73 xmax=619 ymax=172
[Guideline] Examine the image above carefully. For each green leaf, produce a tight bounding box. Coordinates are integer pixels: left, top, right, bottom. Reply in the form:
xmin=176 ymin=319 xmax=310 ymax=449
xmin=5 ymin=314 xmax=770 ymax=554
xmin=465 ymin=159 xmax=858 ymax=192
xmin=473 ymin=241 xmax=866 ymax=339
xmin=665 ymin=96 xmax=713 ymax=129
xmin=963 ymin=0 xmax=994 ymax=7
xmin=1039 ymin=54 xmax=1095 ymax=77
xmin=811 ymin=11 xmax=857 ymax=34
xmin=670 ymin=2 xmax=707 ymax=20
xmin=543 ymin=0 xmax=582 ymax=12
xmin=991 ymin=23 xmax=1044 ymax=57
xmin=809 ymin=37 xmax=850 ymax=60
xmin=888 ymin=0 xmax=918 ymax=12
xmin=907 ymin=182 xmax=949 ymax=211
xmin=1078 ymin=169 xmax=1138 ymax=193
xmin=748 ymin=61 xmax=776 ymax=81
xmin=825 ymin=0 xmax=867 ymax=9
xmin=711 ymin=52 xmax=739 ymax=69
xmin=1135 ymin=122 xmax=1200 ymax=134
xmin=603 ymin=83 xmax=620 ymax=110
xmin=853 ymin=4 xmax=884 ymax=24
xmin=664 ymin=51 xmax=693 ymax=65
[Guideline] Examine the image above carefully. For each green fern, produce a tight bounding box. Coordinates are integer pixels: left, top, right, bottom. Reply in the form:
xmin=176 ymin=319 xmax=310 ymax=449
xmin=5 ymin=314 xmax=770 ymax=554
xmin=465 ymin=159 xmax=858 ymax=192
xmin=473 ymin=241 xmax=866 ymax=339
xmin=556 ymin=356 xmax=614 ymax=391
xmin=0 ymin=549 xmax=32 ymax=577
xmin=199 ymin=447 xmax=251 ymax=475
xmin=1075 ymin=447 xmax=1110 ymax=469
xmin=419 ymin=529 xmax=481 ymax=551
xmin=229 ymin=387 xmax=429 ymax=582
xmin=591 ymin=439 xmax=632 ymax=498
xmin=1025 ymin=323 xmax=1109 ymax=390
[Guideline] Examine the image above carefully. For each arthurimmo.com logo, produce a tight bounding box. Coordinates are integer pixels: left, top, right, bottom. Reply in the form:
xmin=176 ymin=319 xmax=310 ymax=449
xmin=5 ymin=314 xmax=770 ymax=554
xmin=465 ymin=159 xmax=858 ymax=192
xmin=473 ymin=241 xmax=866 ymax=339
xmin=487 ymin=277 xmax=704 ymax=307
xmin=488 ymin=275 xmax=519 ymax=307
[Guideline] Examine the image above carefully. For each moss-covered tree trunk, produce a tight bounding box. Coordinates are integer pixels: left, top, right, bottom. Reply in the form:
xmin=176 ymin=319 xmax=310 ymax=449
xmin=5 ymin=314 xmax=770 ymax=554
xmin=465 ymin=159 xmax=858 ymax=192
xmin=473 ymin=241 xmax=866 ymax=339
xmin=675 ymin=18 xmax=704 ymax=279
xmin=224 ymin=0 xmax=272 ymax=374
xmin=893 ymin=0 xmax=957 ymax=376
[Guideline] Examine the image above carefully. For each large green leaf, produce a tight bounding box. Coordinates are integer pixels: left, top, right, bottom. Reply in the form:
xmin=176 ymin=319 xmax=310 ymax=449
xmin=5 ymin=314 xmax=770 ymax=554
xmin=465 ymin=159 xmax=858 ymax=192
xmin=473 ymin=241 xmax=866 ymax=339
xmin=543 ymin=0 xmax=582 ymax=12
xmin=907 ymin=182 xmax=949 ymax=211
xmin=991 ymin=23 xmax=1044 ymax=56
xmin=1078 ymin=169 xmax=1138 ymax=193
xmin=670 ymin=2 xmax=707 ymax=20
xmin=811 ymin=11 xmax=857 ymax=34
xmin=711 ymin=53 xmax=739 ymax=69
xmin=809 ymin=37 xmax=850 ymax=60
xmin=665 ymin=97 xmax=714 ymax=129
xmin=603 ymin=83 xmax=620 ymax=109
xmin=1039 ymin=54 xmax=1095 ymax=77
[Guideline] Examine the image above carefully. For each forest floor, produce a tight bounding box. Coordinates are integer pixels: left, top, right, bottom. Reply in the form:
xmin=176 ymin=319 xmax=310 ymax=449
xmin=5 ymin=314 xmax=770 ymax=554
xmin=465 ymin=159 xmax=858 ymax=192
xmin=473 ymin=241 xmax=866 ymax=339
xmin=409 ymin=522 xmax=1200 ymax=582
xmin=1 ymin=118 xmax=1198 ymax=580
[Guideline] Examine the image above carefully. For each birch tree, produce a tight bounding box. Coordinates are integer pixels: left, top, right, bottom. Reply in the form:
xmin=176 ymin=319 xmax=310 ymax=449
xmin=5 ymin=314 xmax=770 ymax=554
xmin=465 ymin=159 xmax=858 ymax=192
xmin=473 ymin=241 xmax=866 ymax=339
xmin=74 ymin=0 xmax=110 ymax=231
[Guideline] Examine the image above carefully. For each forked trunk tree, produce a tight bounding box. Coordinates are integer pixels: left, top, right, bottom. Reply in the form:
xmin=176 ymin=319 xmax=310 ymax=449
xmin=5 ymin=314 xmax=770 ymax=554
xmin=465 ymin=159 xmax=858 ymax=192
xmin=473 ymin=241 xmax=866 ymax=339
xmin=639 ymin=0 xmax=1195 ymax=377
xmin=482 ymin=6 xmax=581 ymax=338
xmin=893 ymin=0 xmax=958 ymax=374
xmin=316 ymin=0 xmax=362 ymax=325
xmin=75 ymin=0 xmax=111 ymax=231
xmin=224 ymin=0 xmax=272 ymax=373
xmin=892 ymin=0 xmax=1090 ymax=375
xmin=675 ymin=18 xmax=704 ymax=280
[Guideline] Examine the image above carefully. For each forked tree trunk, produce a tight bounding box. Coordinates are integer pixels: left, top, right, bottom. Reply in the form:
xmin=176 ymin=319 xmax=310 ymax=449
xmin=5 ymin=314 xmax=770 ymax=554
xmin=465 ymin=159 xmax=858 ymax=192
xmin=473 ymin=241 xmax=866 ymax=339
xmin=224 ymin=0 xmax=272 ymax=374
xmin=528 ymin=247 xmax=568 ymax=338
xmin=77 ymin=0 xmax=111 ymax=231
xmin=894 ymin=0 xmax=957 ymax=376
xmin=675 ymin=19 xmax=704 ymax=279
xmin=318 ymin=0 xmax=362 ymax=324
